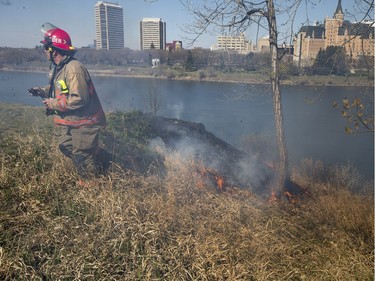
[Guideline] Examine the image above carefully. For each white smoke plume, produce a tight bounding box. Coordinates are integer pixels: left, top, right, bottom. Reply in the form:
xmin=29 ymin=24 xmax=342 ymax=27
xmin=148 ymin=125 xmax=275 ymax=195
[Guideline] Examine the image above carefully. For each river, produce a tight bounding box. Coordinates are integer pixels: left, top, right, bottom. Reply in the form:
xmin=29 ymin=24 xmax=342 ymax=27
xmin=1 ymin=71 xmax=373 ymax=180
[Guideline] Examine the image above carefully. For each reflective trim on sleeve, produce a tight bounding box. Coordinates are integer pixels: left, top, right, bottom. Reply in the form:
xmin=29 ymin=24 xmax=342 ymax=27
xmin=56 ymin=95 xmax=68 ymax=111
xmin=56 ymin=79 xmax=69 ymax=94
xmin=53 ymin=108 xmax=105 ymax=128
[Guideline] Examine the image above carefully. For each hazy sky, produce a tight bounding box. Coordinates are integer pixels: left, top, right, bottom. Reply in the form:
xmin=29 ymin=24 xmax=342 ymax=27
xmin=0 ymin=0 xmax=365 ymax=49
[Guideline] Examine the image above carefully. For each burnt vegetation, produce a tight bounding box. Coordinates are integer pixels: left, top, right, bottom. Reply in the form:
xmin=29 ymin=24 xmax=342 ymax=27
xmin=0 ymin=104 xmax=373 ymax=280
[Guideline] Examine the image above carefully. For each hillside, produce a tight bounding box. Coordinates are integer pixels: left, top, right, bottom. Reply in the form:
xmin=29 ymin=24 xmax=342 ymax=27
xmin=0 ymin=103 xmax=373 ymax=280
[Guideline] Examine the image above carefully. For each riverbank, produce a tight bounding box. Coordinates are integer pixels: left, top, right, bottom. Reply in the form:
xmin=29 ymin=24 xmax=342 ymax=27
xmin=0 ymin=103 xmax=373 ymax=280
xmin=1 ymin=63 xmax=373 ymax=87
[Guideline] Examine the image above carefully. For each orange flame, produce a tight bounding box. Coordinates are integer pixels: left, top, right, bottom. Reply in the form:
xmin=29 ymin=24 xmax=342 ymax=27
xmin=215 ymin=175 xmax=225 ymax=191
xmin=193 ymin=161 xmax=226 ymax=192
xmin=268 ymin=191 xmax=279 ymax=203
xmin=284 ymin=191 xmax=297 ymax=204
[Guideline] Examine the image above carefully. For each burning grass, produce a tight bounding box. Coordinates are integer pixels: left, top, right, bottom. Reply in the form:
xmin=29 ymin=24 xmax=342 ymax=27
xmin=0 ymin=105 xmax=373 ymax=280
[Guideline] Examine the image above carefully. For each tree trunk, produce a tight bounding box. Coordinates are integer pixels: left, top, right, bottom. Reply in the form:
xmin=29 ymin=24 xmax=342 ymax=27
xmin=266 ymin=0 xmax=288 ymax=194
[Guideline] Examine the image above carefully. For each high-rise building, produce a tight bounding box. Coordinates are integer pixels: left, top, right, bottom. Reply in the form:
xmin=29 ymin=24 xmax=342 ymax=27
xmin=95 ymin=1 xmax=124 ymax=50
xmin=140 ymin=18 xmax=166 ymax=50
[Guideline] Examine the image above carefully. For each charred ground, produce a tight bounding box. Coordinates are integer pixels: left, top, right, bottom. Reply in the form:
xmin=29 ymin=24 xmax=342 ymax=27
xmin=102 ymin=111 xmax=304 ymax=199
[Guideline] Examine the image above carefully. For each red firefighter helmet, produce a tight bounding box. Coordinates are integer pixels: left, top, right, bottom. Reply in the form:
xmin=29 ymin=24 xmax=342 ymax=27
xmin=40 ymin=22 xmax=75 ymax=52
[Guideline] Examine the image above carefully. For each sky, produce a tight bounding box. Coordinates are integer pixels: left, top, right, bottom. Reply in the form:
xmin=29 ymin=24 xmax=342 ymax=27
xmin=0 ymin=0 xmax=366 ymax=50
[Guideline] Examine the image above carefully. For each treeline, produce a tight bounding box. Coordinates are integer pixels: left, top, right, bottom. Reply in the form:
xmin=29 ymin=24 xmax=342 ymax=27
xmin=0 ymin=46 xmax=372 ymax=78
xmin=305 ymin=46 xmax=374 ymax=76
xmin=0 ymin=46 xmax=273 ymax=72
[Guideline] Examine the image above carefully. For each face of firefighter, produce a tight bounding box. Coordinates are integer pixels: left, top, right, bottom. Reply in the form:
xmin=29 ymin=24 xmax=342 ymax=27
xmin=45 ymin=49 xmax=63 ymax=65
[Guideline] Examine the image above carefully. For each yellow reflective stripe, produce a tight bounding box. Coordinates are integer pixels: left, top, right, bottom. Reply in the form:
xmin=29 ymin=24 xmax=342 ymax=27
xmin=57 ymin=80 xmax=69 ymax=94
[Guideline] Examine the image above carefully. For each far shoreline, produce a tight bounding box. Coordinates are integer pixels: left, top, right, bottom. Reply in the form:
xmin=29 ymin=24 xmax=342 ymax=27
xmin=1 ymin=65 xmax=373 ymax=88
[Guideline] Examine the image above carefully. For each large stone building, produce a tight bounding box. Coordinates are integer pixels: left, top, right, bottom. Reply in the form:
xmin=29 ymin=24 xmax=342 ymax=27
xmin=95 ymin=1 xmax=124 ymax=50
xmin=294 ymin=0 xmax=374 ymax=66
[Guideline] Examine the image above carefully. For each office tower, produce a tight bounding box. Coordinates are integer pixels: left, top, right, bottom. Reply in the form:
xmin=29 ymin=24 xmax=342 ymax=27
xmin=95 ymin=1 xmax=124 ymax=49
xmin=140 ymin=18 xmax=166 ymax=50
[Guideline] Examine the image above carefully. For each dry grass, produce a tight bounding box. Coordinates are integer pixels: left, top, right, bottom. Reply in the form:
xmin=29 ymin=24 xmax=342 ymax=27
xmin=0 ymin=105 xmax=373 ymax=280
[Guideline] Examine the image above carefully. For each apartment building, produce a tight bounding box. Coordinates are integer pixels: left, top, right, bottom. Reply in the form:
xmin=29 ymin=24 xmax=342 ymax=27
xmin=95 ymin=1 xmax=124 ymax=50
xmin=212 ymin=33 xmax=253 ymax=54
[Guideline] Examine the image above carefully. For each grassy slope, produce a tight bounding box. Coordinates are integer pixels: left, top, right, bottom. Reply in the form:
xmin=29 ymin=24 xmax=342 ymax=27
xmin=0 ymin=104 xmax=373 ymax=280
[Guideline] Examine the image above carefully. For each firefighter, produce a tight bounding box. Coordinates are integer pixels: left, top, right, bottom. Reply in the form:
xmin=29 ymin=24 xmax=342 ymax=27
xmin=30 ymin=22 xmax=109 ymax=183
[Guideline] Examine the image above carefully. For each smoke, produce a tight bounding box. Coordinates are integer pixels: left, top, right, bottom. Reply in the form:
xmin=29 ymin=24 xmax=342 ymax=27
xmin=148 ymin=137 xmax=166 ymax=153
xmin=235 ymin=156 xmax=275 ymax=193
xmin=148 ymin=129 xmax=275 ymax=194
xmin=168 ymin=102 xmax=184 ymax=119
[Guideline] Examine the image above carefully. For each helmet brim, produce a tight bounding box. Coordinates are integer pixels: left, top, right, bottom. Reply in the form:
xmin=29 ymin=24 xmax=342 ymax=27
xmin=41 ymin=22 xmax=59 ymax=34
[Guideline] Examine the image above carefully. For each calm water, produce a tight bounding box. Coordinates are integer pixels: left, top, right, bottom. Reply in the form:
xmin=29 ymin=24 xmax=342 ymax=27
xmin=1 ymin=71 xmax=373 ymax=180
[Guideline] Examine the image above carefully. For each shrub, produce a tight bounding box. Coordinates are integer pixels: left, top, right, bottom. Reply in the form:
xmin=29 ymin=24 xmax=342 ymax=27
xmin=198 ymin=70 xmax=206 ymax=80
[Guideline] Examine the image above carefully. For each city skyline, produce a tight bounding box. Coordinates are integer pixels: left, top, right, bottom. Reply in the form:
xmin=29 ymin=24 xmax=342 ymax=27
xmin=0 ymin=0 xmax=369 ymax=50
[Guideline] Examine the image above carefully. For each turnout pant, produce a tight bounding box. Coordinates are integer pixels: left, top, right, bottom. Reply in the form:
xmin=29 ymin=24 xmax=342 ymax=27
xmin=58 ymin=125 xmax=102 ymax=178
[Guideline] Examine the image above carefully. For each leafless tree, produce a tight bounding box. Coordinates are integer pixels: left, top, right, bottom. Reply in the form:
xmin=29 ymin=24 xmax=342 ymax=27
xmin=179 ymin=0 xmax=309 ymax=194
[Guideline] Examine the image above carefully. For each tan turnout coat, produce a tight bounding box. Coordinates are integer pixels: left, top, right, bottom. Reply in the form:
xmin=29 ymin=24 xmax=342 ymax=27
xmin=46 ymin=56 xmax=106 ymax=128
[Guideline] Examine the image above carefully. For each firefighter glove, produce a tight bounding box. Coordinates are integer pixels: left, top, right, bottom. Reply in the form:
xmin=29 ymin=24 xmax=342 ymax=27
xmin=28 ymin=87 xmax=47 ymax=98
xmin=43 ymin=98 xmax=53 ymax=109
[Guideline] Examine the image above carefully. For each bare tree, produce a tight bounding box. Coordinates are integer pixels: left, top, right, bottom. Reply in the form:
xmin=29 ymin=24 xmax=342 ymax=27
xmin=266 ymin=0 xmax=288 ymax=194
xmin=180 ymin=0 xmax=306 ymax=194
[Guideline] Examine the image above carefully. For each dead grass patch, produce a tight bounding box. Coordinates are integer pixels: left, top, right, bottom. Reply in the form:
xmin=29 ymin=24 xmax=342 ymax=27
xmin=0 ymin=106 xmax=373 ymax=280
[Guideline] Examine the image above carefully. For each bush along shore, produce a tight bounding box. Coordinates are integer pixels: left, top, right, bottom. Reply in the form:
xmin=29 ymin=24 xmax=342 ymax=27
xmin=0 ymin=46 xmax=374 ymax=87
xmin=0 ymin=103 xmax=373 ymax=280
xmin=0 ymin=62 xmax=374 ymax=87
